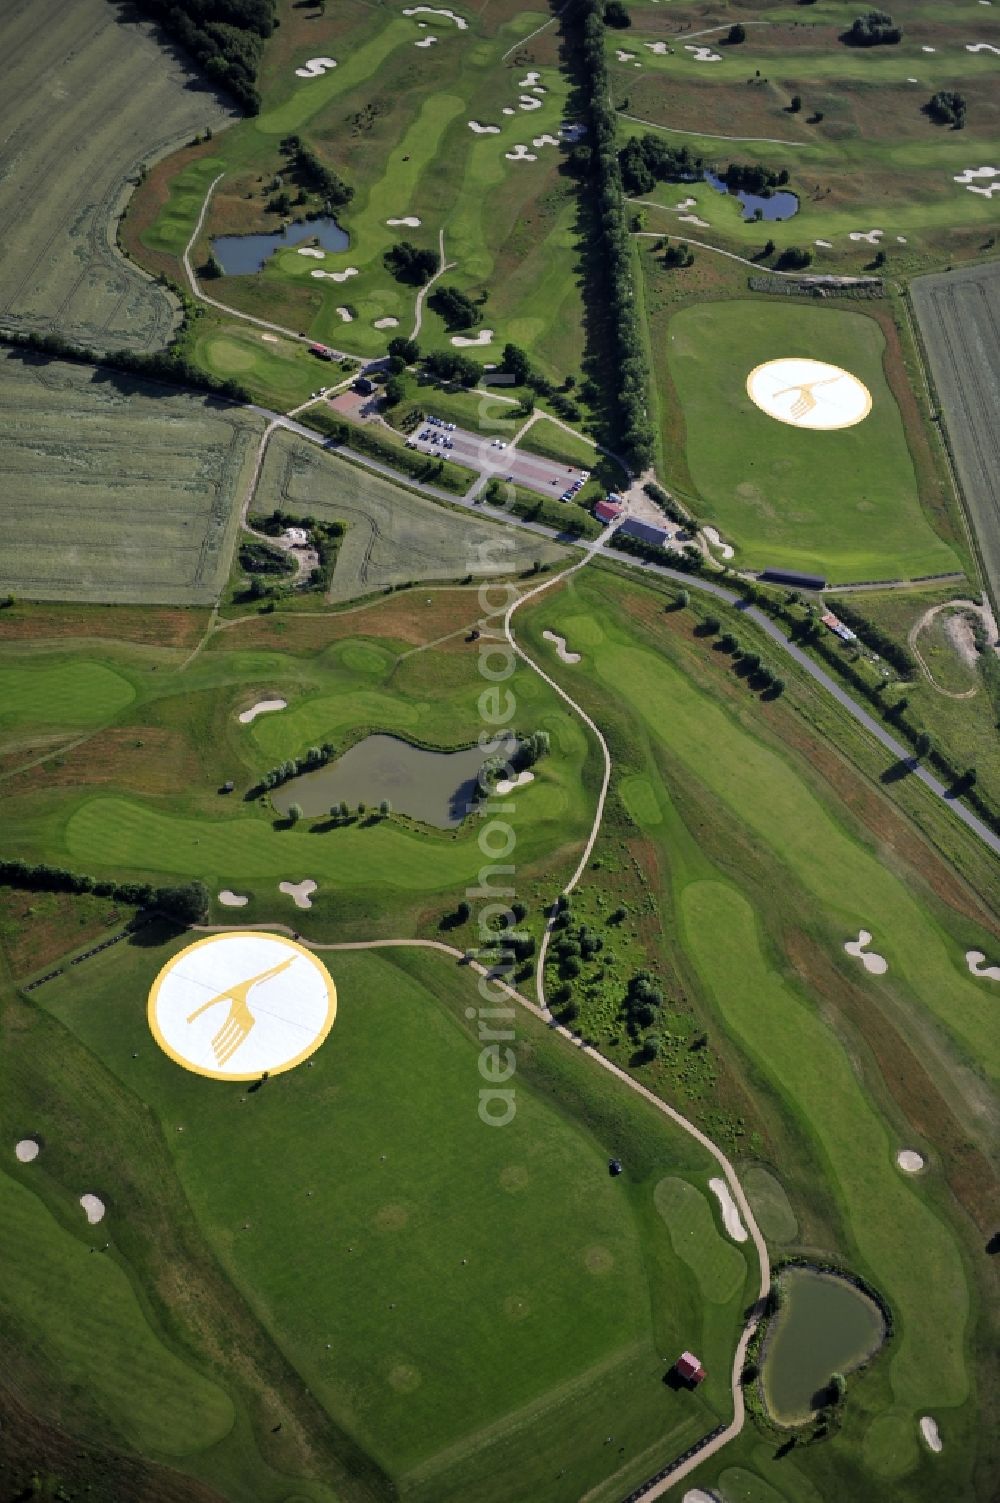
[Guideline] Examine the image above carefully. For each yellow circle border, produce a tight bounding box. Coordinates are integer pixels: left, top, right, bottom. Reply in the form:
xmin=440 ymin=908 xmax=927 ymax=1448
xmin=745 ymin=359 xmax=872 ymax=431
xmin=147 ymin=931 xmax=337 ymax=1082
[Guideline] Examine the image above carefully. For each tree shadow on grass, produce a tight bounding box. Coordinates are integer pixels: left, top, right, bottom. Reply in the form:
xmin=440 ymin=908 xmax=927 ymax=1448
xmin=127 ymin=914 xmax=187 ymax=949
xmin=881 ymin=756 xmax=918 ymax=785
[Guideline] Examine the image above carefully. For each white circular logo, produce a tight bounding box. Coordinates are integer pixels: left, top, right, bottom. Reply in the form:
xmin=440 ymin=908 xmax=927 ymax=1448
xmin=148 ymin=932 xmax=337 ymax=1080
xmin=746 ymin=358 xmax=872 ymax=430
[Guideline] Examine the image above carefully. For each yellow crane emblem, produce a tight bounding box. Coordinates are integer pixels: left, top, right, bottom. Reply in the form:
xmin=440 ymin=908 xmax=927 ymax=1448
xmin=186 ymin=957 xmax=296 ymax=1067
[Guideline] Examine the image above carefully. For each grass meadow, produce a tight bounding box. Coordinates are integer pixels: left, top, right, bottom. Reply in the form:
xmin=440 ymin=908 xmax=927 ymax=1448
xmin=0 ymin=0 xmax=233 ymax=351
xmin=661 ymin=298 xmax=960 ymax=582
xmin=0 ymin=349 xmax=264 ymax=605
xmin=513 ymin=566 xmax=999 ymax=1503
xmin=613 ymin=0 xmax=1000 ymax=268
xmin=3 ymin=931 xmax=750 ymax=1503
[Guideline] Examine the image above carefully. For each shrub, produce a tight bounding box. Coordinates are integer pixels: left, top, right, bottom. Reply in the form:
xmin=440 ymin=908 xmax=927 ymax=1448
xmin=926 ymin=90 xmax=966 ymax=128
xmin=384 ymin=241 xmax=438 ymax=284
xmin=844 ymin=9 xmax=902 ymax=46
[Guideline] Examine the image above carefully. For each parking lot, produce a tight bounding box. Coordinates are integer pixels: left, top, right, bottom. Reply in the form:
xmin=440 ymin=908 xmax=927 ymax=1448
xmin=407 ymin=414 xmax=589 ymax=499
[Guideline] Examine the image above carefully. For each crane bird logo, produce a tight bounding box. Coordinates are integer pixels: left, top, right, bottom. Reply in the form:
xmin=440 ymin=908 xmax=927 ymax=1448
xmin=147 ymin=932 xmax=337 ymax=1080
xmin=746 ymin=358 xmax=871 ymax=430
xmin=186 ymin=957 xmax=296 ymax=1067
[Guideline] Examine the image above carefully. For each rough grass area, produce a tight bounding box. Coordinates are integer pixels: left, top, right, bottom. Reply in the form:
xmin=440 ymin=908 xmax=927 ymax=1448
xmin=662 ymin=299 xmax=960 ymax=582
xmin=612 ymin=0 xmax=1000 ymax=269
xmin=10 ymin=936 xmax=745 ymax=1503
xmin=0 ymin=350 xmax=264 ymax=605
xmin=0 ymin=0 xmax=232 ymax=350
xmin=255 ymin=430 xmax=568 ymax=601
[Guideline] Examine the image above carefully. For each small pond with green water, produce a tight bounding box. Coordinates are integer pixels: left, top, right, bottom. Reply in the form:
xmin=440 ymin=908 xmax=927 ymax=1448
xmin=763 ymin=1266 xmax=886 ymax=1423
xmin=270 ymin=734 xmax=488 ymax=827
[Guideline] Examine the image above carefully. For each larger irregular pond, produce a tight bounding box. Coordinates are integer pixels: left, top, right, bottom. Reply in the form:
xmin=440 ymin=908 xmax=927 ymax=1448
xmin=212 ymin=216 xmax=349 ymax=275
xmin=704 ymin=170 xmax=799 ymax=222
xmin=763 ymin=1267 xmax=886 ymax=1422
xmin=270 ymin=734 xmax=490 ymax=828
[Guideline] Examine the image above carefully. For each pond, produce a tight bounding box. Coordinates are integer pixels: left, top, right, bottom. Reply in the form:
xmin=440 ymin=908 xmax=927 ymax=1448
xmin=763 ymin=1266 xmax=886 ymax=1423
xmin=211 ymin=216 xmax=349 ymax=275
xmin=270 ymin=734 xmax=492 ymax=828
xmin=704 ymin=170 xmax=799 ymax=222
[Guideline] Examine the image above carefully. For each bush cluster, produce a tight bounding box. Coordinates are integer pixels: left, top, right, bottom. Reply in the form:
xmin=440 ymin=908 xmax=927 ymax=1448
xmin=499 ymin=344 xmax=581 ymax=421
xmin=843 ymin=9 xmax=902 ymax=46
xmin=279 ymin=136 xmax=352 ymax=208
xmin=926 ymin=90 xmax=967 ymax=129
xmin=129 ymin=0 xmax=277 ymax=114
xmin=618 ymin=137 xmax=703 ymax=197
xmin=384 ymin=241 xmax=438 ymax=285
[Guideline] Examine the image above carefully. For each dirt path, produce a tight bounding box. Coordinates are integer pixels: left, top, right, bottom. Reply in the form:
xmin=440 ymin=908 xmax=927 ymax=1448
xmin=620 ymin=112 xmax=807 ymax=148
xmin=411 ymin=228 xmax=455 ymax=340
xmin=908 ymin=597 xmax=996 ymax=699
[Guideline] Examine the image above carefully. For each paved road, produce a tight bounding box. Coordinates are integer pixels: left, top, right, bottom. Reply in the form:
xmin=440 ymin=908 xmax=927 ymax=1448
xmin=409 ymin=417 xmax=588 ymax=499
xmin=597 ymin=548 xmax=1000 ymax=858
xmin=248 ymin=404 xmax=999 ymax=859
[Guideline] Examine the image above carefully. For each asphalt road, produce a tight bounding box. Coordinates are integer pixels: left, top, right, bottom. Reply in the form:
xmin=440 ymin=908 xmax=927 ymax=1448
xmin=256 ymin=404 xmax=1000 ymax=859
xmin=408 ymin=418 xmax=588 ymax=499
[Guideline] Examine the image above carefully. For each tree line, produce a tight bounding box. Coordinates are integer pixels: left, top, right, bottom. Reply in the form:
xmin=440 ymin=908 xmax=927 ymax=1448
xmin=567 ymin=0 xmax=655 ymax=473
xmin=127 ymin=0 xmax=277 ymax=114
xmin=0 ymin=861 xmax=209 ymax=924
xmin=0 ymin=330 xmax=251 ymax=404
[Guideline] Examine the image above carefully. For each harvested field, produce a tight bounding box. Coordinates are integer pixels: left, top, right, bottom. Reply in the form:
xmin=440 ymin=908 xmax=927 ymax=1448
xmin=255 ymin=430 xmax=569 ymax=602
xmin=0 ymin=0 xmax=233 ymax=351
xmin=910 ymin=261 xmax=1000 ymax=610
xmin=0 ymin=350 xmax=264 ymax=605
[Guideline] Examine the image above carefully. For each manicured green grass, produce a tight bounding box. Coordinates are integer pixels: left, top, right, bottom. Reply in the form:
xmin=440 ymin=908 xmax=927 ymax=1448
xmin=0 ymin=1171 xmax=234 ymax=1455
xmin=192 ymin=318 xmax=337 ymax=410
xmin=0 ymin=661 xmax=134 ymax=730
xmin=25 ymin=935 xmax=746 ymax=1502
xmin=653 ymin=1176 xmax=746 ymax=1304
xmin=664 ymin=299 xmax=960 ymax=582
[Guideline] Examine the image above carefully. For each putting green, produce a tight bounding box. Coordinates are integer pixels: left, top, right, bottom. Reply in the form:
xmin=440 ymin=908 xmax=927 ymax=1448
xmin=0 ymin=661 xmax=135 ymax=730
xmin=653 ymin=1176 xmax=746 ymax=1304
xmin=664 ymin=300 xmax=959 ymax=582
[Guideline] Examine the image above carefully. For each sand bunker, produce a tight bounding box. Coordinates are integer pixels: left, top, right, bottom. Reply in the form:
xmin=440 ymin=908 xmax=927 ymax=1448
xmin=468 ymin=120 xmax=500 ymax=133
xmin=415 ymin=35 xmax=438 ymax=46
xmin=451 ymin=328 xmax=493 ymax=346
xmin=502 ymin=106 xmax=516 ymax=115
xmin=387 ymin=216 xmax=422 ymax=226
xmin=675 ymin=196 xmax=697 ymax=210
xmin=967 ymin=42 xmax=1000 ymax=53
xmin=80 ymin=1194 xmax=106 ymax=1225
xmin=374 ymin=316 xmax=399 ymax=329
xmin=966 ymin=950 xmax=1000 ymax=981
xmin=849 ymin=228 xmax=883 ymax=244
xmin=336 ymin=305 xmax=353 ymax=321
xmin=495 ymin=769 xmax=535 ymax=796
xmin=921 ymin=45 xmax=936 ymax=53
xmin=685 ymin=44 xmax=722 ymax=61
xmin=239 ymin=698 xmax=287 ymax=724
xmin=907 ymin=76 xmax=919 ymax=82
xmin=403 ymin=6 xmax=467 ymax=27
xmin=747 ymin=357 xmax=871 ymax=431
xmin=518 ymin=72 xmax=541 ymax=87
xmin=312 ymin=266 xmax=359 ymax=283
xmin=543 ymin=629 xmax=581 ymax=664
xmin=920 ymin=1416 xmax=943 ymax=1452
xmin=645 ymin=41 xmax=669 ymax=54
xmin=261 ymin=333 xmax=279 ymax=343
xmin=297 ymin=247 xmax=325 ymax=259
xmin=683 ymin=1493 xmax=721 ymax=1503
xmin=703 ymin=526 xmax=734 ymax=559
xmin=518 ymin=95 xmax=543 ymax=111
xmin=815 ymin=238 xmax=833 ymax=248
xmin=533 ymin=133 xmax=560 ymax=147
xmin=280 ymin=879 xmax=317 ymax=909
xmin=296 ymin=57 xmax=337 ymax=78
xmin=845 ymin=930 xmax=888 ymax=975
xmin=896 ymin=1149 xmax=925 ymax=1173
xmin=506 ymin=144 xmax=537 ymax=161
xmin=616 ymin=49 xmax=636 ymax=61
xmin=15 ymin=1139 xmax=40 ymax=1163
xmin=897 ymin=235 xmax=908 ymax=242
xmin=219 ymin=890 xmax=249 ymax=908
xmin=709 ymin=1177 xmax=748 ymax=1242
xmin=678 ymin=213 xmax=710 ymax=227
xmin=955 ymin=165 xmax=1000 ymax=198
